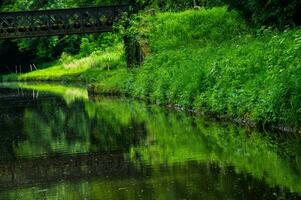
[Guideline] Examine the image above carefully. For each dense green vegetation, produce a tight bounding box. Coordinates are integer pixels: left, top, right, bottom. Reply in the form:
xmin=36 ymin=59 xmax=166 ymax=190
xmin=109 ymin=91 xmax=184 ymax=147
xmin=124 ymin=8 xmax=301 ymax=128
xmin=1 ymin=1 xmax=301 ymax=129
xmin=225 ymin=0 xmax=301 ymax=28
xmin=0 ymin=0 xmax=299 ymax=72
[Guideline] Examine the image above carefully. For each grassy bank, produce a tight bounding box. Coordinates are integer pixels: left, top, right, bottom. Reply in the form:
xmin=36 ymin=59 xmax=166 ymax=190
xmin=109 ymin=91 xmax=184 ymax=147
xmin=2 ymin=7 xmax=301 ymax=129
xmin=1 ymin=44 xmax=125 ymax=82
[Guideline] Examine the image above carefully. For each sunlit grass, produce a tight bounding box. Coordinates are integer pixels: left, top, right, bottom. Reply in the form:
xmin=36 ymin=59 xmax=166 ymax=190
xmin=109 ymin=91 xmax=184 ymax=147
xmin=1 ymin=44 xmax=125 ymax=82
xmin=2 ymin=82 xmax=88 ymax=104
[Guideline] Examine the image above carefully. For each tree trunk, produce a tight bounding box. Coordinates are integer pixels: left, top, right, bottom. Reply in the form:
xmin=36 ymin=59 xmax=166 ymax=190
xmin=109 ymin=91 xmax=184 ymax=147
xmin=123 ymin=36 xmax=144 ymax=68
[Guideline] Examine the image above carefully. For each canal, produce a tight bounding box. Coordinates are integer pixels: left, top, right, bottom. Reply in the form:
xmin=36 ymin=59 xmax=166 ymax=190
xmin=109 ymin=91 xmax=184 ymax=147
xmin=0 ymin=83 xmax=301 ymax=200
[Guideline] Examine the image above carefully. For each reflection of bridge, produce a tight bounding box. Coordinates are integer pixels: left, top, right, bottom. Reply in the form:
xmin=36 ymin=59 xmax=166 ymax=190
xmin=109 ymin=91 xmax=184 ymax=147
xmin=0 ymin=152 xmax=141 ymax=191
xmin=0 ymin=5 xmax=135 ymax=39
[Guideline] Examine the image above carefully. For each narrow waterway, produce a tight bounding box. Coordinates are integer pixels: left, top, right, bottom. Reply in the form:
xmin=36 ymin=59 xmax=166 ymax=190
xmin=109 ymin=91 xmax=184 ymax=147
xmin=0 ymin=83 xmax=301 ymax=200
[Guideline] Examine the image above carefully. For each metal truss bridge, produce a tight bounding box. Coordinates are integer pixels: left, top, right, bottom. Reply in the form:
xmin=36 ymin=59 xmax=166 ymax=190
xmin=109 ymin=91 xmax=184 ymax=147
xmin=0 ymin=5 xmax=135 ymax=39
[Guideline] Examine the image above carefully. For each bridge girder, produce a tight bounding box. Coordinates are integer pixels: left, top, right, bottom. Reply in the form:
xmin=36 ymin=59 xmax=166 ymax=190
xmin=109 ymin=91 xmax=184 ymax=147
xmin=0 ymin=5 xmax=134 ymax=39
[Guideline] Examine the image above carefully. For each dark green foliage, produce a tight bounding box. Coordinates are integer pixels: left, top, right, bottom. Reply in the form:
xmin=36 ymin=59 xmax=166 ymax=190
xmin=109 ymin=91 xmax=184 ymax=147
xmin=0 ymin=40 xmax=34 ymax=74
xmin=141 ymin=0 xmax=301 ymax=28
xmin=140 ymin=0 xmax=225 ymax=10
xmin=123 ymin=35 xmax=144 ymax=67
xmin=79 ymin=33 xmax=121 ymax=57
xmin=225 ymin=0 xmax=301 ymax=28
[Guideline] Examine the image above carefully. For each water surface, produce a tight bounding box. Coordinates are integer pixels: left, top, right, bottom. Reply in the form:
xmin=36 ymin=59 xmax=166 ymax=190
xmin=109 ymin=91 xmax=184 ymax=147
xmin=0 ymin=83 xmax=301 ymax=200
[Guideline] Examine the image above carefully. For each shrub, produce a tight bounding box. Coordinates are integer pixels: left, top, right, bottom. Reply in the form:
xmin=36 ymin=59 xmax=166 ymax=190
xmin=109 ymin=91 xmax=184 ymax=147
xmin=225 ymin=0 xmax=301 ymax=28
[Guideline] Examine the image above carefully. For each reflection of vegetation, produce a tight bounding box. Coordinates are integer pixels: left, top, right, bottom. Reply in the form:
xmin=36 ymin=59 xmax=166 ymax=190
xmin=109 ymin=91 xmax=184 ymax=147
xmin=14 ymin=98 xmax=147 ymax=157
xmin=130 ymin=113 xmax=301 ymax=194
xmin=0 ymin=83 xmax=147 ymax=158
xmin=81 ymin=95 xmax=301 ymax=195
xmin=3 ymin=162 xmax=299 ymax=200
xmin=2 ymin=84 xmax=301 ymax=198
xmin=1 ymin=82 xmax=88 ymax=104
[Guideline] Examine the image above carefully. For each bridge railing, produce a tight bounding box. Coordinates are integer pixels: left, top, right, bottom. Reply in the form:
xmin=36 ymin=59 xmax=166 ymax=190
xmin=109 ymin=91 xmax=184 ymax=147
xmin=0 ymin=5 xmax=135 ymax=39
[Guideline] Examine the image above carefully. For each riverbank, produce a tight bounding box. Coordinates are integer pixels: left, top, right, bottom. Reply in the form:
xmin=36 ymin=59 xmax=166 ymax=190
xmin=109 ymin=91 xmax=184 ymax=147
xmin=2 ymin=7 xmax=301 ymax=129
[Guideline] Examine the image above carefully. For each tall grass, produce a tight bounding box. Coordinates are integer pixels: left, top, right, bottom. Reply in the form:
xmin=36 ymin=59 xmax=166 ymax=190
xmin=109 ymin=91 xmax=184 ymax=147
xmin=121 ymin=7 xmax=301 ymax=128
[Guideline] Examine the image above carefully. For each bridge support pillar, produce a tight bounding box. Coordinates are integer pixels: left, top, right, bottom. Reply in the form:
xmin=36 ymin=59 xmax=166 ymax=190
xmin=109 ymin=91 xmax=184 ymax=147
xmin=123 ymin=35 xmax=144 ymax=68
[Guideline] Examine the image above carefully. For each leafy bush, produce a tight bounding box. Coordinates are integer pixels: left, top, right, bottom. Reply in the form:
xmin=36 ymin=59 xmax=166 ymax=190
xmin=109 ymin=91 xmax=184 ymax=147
xmin=225 ymin=0 xmax=301 ymax=28
xmin=59 ymin=52 xmax=73 ymax=64
xmin=141 ymin=0 xmax=301 ymax=28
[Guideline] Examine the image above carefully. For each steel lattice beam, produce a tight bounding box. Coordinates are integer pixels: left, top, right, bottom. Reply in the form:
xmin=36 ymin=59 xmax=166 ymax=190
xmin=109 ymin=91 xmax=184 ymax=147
xmin=0 ymin=5 xmax=135 ymax=39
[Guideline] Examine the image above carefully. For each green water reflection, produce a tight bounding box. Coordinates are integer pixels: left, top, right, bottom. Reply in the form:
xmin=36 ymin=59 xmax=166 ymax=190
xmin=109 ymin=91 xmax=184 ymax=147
xmin=0 ymin=83 xmax=301 ymax=199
